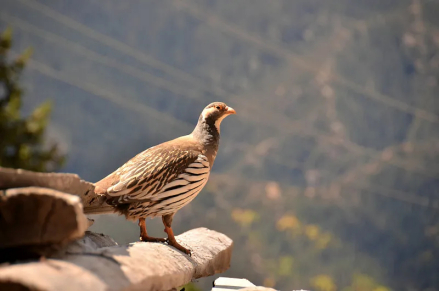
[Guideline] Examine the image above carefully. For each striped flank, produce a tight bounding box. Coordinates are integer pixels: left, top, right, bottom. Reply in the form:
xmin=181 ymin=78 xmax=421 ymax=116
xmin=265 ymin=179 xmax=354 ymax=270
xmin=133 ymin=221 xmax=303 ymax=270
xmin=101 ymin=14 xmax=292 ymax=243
xmin=128 ymin=155 xmax=210 ymax=217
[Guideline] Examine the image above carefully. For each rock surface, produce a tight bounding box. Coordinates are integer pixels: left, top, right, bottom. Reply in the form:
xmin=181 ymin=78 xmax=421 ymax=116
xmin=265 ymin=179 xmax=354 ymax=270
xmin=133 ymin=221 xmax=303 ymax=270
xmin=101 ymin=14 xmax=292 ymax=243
xmin=0 ymin=167 xmax=104 ymax=208
xmin=0 ymin=228 xmax=233 ymax=291
xmin=0 ymin=186 xmax=89 ymax=249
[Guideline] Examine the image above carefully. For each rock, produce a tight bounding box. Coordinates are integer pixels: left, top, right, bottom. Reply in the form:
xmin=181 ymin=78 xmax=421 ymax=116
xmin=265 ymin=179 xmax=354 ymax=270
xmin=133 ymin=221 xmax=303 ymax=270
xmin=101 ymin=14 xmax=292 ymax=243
xmin=0 ymin=187 xmax=89 ymax=249
xmin=0 ymin=167 xmax=104 ymax=209
xmin=213 ymin=277 xmax=256 ymax=289
xmin=0 ymin=228 xmax=233 ymax=291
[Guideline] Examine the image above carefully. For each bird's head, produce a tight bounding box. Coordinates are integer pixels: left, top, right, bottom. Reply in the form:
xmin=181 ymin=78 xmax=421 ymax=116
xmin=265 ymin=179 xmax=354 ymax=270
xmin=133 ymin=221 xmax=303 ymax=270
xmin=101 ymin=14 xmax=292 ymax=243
xmin=191 ymin=102 xmax=236 ymax=160
xmin=200 ymin=102 xmax=236 ymax=132
xmin=192 ymin=102 xmax=236 ymax=145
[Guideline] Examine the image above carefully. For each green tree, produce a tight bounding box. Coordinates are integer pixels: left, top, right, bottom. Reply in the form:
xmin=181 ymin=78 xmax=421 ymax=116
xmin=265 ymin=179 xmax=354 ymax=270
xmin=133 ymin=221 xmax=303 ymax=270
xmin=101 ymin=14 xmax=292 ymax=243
xmin=0 ymin=28 xmax=64 ymax=172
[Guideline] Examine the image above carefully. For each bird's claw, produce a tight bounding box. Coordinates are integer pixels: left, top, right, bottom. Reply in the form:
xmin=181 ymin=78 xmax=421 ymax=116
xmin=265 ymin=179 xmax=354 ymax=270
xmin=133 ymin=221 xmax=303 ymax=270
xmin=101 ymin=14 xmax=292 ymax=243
xmin=165 ymin=238 xmax=191 ymax=256
xmin=180 ymin=247 xmax=192 ymax=256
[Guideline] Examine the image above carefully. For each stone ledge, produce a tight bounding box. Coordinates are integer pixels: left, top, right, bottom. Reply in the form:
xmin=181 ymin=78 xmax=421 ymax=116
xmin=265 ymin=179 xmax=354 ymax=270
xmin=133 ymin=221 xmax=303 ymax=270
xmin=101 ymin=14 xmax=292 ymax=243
xmin=0 ymin=228 xmax=233 ymax=291
xmin=0 ymin=186 xmax=89 ymax=249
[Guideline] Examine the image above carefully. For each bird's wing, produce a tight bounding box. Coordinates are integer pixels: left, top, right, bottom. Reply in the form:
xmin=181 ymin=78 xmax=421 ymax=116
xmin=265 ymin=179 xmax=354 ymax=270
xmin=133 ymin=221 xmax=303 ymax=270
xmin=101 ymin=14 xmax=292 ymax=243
xmin=103 ymin=144 xmax=209 ymax=204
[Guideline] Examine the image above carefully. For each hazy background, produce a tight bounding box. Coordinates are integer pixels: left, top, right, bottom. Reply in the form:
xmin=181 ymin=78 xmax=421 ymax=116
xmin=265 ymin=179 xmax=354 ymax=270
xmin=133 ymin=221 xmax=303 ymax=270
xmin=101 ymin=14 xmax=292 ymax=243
xmin=1 ymin=0 xmax=439 ymax=290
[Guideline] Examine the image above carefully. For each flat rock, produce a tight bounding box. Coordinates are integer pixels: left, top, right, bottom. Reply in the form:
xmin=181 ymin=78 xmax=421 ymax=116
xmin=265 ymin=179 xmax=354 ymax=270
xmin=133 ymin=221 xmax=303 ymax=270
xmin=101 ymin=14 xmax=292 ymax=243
xmin=0 ymin=167 xmax=105 ymax=209
xmin=0 ymin=186 xmax=89 ymax=249
xmin=0 ymin=228 xmax=233 ymax=291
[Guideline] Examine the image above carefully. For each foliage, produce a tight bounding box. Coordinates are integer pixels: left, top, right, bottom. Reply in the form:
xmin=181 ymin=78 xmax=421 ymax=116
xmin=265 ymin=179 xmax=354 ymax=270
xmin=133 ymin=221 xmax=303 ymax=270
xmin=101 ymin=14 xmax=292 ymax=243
xmin=342 ymin=274 xmax=392 ymax=291
xmin=311 ymin=275 xmax=337 ymax=291
xmin=180 ymin=283 xmax=202 ymax=291
xmin=0 ymin=28 xmax=64 ymax=172
xmin=231 ymin=208 xmax=259 ymax=227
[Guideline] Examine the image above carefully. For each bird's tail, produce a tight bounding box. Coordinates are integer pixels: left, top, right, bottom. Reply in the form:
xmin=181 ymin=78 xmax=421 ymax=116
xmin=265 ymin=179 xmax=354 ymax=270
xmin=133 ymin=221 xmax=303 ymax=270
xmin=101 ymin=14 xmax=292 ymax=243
xmin=83 ymin=204 xmax=115 ymax=215
xmin=82 ymin=189 xmax=115 ymax=215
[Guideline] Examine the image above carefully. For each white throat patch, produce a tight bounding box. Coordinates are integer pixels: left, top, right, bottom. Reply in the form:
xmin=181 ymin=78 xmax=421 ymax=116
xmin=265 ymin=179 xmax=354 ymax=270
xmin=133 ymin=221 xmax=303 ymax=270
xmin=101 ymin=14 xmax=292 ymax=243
xmin=201 ymin=107 xmax=227 ymax=133
xmin=201 ymin=107 xmax=216 ymax=120
xmin=214 ymin=114 xmax=227 ymax=133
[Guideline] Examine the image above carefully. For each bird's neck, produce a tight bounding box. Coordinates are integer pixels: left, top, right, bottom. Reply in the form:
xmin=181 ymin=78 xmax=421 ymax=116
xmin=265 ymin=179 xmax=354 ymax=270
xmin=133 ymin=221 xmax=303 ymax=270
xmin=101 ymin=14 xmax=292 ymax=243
xmin=191 ymin=117 xmax=220 ymax=163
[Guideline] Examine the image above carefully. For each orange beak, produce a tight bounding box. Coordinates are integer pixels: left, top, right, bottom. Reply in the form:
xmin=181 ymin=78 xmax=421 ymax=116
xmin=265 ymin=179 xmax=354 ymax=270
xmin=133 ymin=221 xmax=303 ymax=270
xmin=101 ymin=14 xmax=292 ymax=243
xmin=226 ymin=106 xmax=236 ymax=115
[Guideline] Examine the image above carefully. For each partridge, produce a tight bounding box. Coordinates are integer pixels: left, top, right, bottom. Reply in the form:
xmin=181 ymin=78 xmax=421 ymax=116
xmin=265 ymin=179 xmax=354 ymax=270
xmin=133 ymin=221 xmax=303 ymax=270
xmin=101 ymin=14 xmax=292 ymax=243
xmin=84 ymin=102 xmax=236 ymax=255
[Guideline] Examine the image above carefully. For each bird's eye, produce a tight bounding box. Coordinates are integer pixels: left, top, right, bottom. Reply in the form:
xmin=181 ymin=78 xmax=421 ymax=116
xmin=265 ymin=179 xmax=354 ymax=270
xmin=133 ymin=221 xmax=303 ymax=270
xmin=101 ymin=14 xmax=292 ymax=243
xmin=216 ymin=106 xmax=221 ymax=110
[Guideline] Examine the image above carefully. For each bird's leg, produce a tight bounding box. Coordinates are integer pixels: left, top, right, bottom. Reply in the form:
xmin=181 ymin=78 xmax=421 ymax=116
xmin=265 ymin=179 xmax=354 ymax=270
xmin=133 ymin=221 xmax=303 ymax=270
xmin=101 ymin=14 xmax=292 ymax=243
xmin=162 ymin=214 xmax=191 ymax=256
xmin=138 ymin=218 xmax=166 ymax=242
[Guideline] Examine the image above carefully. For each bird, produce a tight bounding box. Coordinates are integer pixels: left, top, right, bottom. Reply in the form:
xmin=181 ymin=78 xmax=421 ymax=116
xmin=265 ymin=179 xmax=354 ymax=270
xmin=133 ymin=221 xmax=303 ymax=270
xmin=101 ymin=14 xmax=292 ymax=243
xmin=83 ymin=102 xmax=236 ymax=255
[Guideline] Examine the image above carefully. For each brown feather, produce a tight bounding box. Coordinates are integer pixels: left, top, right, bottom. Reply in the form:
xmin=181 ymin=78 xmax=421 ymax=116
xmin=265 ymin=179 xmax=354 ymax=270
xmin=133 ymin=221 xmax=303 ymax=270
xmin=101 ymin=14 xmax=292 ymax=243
xmin=94 ymin=135 xmax=204 ymax=205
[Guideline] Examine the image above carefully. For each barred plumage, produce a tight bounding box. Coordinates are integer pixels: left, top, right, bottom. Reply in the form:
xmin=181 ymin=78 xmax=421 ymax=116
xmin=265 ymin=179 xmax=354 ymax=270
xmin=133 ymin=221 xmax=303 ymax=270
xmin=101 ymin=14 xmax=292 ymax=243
xmin=84 ymin=102 xmax=236 ymax=255
xmin=125 ymin=154 xmax=210 ymax=217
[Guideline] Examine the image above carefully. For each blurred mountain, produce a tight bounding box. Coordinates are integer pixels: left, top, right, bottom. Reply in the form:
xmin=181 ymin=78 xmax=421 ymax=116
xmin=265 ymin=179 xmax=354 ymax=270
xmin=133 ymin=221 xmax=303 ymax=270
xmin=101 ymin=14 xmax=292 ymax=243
xmin=1 ymin=0 xmax=439 ymax=290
